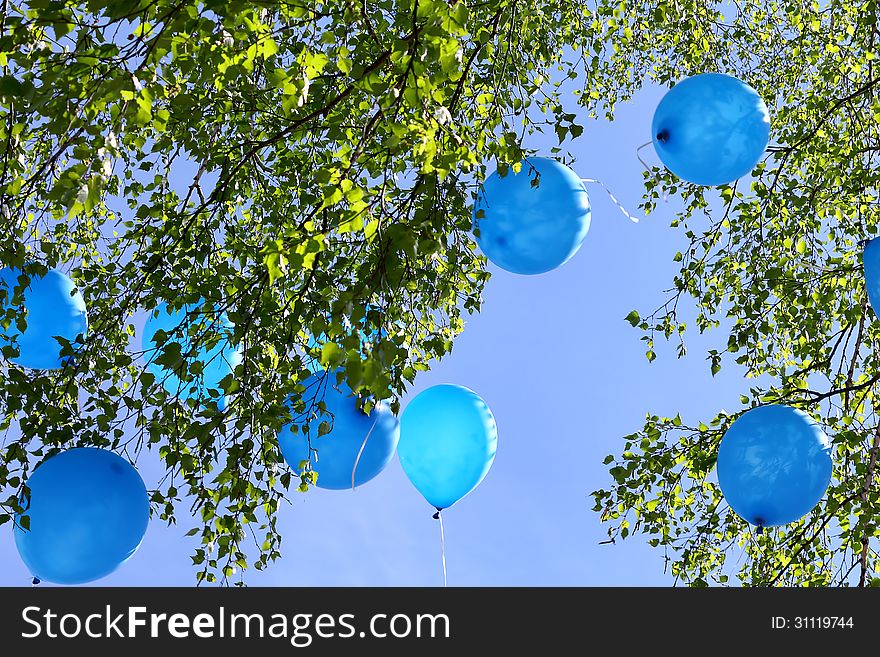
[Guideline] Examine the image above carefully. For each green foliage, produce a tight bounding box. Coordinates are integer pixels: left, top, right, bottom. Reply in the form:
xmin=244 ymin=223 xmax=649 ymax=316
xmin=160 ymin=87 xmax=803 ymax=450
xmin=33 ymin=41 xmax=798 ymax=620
xmin=3 ymin=0 xmax=873 ymax=588
xmin=591 ymin=0 xmax=880 ymax=586
xmin=0 ymin=0 xmax=605 ymax=583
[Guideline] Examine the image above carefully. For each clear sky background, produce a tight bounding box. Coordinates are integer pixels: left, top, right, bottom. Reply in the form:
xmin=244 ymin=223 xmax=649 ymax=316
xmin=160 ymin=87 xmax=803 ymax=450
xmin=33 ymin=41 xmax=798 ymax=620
xmin=0 ymin=82 xmax=758 ymax=586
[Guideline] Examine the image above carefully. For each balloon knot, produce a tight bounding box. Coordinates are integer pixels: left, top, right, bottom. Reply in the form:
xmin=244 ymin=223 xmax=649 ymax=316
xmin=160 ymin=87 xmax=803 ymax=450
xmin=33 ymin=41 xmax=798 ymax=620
xmin=656 ymin=129 xmax=669 ymax=144
xmin=754 ymin=517 xmax=765 ymax=535
xmin=31 ymin=577 xmax=40 ymax=586
xmin=432 ymin=509 xmax=442 ymax=520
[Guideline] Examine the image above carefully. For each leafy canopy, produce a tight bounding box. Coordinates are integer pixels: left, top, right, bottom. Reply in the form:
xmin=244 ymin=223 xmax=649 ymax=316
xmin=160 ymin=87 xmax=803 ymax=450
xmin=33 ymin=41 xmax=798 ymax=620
xmin=0 ymin=0 xmax=598 ymax=583
xmin=591 ymin=0 xmax=880 ymax=587
xmin=2 ymin=0 xmax=875 ymax=586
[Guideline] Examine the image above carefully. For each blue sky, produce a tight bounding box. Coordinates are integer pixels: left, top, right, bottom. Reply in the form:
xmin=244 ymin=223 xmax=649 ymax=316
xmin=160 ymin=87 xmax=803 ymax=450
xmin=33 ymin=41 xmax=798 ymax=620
xmin=0 ymin=83 xmax=757 ymax=586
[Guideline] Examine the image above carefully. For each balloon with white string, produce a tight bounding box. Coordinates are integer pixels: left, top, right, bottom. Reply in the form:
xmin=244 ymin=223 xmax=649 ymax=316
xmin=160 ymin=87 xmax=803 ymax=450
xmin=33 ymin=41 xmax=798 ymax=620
xmin=399 ymin=385 xmax=497 ymax=587
xmin=279 ymin=371 xmax=399 ymax=490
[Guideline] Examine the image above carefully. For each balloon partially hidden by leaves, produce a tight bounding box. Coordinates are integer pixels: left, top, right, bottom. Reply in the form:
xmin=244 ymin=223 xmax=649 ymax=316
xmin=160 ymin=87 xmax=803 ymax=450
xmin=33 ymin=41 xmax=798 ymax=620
xmin=472 ymin=157 xmax=591 ymax=275
xmin=652 ymin=73 xmax=770 ymax=186
xmin=279 ymin=372 xmax=400 ymax=490
xmin=141 ymin=301 xmax=242 ymax=409
xmin=304 ymin=306 xmax=388 ymax=375
xmin=398 ymin=385 xmax=497 ymax=510
xmin=717 ymin=405 xmax=832 ymax=528
xmin=14 ymin=448 xmax=150 ymax=585
xmin=0 ymin=267 xmax=88 ymax=370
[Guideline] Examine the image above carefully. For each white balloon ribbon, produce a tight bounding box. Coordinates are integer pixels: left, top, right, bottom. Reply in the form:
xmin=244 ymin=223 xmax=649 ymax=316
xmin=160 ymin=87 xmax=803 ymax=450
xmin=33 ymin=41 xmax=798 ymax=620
xmin=434 ymin=509 xmax=448 ymax=588
xmin=580 ymin=178 xmax=641 ymax=224
xmin=635 ymin=141 xmax=670 ymax=203
xmin=351 ymin=415 xmax=379 ymax=491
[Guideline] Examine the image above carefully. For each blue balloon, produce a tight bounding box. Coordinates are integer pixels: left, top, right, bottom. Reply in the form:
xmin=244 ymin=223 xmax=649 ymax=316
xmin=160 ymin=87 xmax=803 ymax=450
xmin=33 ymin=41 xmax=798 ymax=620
xmin=862 ymin=237 xmax=880 ymax=318
xmin=0 ymin=267 xmax=88 ymax=370
xmin=279 ymin=372 xmax=400 ymax=489
xmin=652 ymin=73 xmax=770 ymax=186
xmin=716 ymin=405 xmax=832 ymax=528
xmin=303 ymin=307 xmax=388 ymax=374
xmin=398 ymin=385 xmax=497 ymax=510
xmin=303 ymin=334 xmax=327 ymax=374
xmin=142 ymin=301 xmax=242 ymax=408
xmin=473 ymin=157 xmax=591 ymax=275
xmin=14 ymin=448 xmax=150 ymax=585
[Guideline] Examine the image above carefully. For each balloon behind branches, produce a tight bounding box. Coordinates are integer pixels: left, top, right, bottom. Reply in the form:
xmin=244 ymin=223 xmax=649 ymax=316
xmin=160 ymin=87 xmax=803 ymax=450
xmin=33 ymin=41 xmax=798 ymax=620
xmin=0 ymin=267 xmax=88 ymax=370
xmin=142 ymin=301 xmax=242 ymax=408
xmin=652 ymin=73 xmax=770 ymax=186
xmin=716 ymin=405 xmax=832 ymax=528
xmin=279 ymin=372 xmax=399 ymax=489
xmin=473 ymin=157 xmax=591 ymax=275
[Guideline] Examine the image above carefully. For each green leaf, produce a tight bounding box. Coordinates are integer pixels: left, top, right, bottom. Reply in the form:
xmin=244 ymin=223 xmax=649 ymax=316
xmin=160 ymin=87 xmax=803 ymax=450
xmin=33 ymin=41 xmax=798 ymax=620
xmin=320 ymin=342 xmax=343 ymax=367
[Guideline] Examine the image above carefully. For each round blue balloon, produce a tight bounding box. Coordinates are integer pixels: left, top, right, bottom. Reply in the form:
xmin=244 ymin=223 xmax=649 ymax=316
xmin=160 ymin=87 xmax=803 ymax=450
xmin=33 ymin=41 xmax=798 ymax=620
xmin=0 ymin=267 xmax=88 ymax=370
xmin=398 ymin=385 xmax=497 ymax=510
xmin=14 ymin=448 xmax=150 ymax=585
xmin=716 ymin=405 xmax=832 ymax=528
xmin=472 ymin=157 xmax=591 ymax=275
xmin=652 ymin=73 xmax=770 ymax=186
xmin=304 ymin=307 xmax=387 ymax=374
xmin=142 ymin=301 xmax=242 ymax=408
xmin=862 ymin=237 xmax=880 ymax=318
xmin=279 ymin=373 xmax=400 ymax=489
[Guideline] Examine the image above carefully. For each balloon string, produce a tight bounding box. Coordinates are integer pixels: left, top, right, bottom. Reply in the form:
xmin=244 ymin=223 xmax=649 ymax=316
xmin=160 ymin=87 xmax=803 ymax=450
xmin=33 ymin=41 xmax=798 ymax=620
xmin=635 ymin=140 xmax=653 ymax=171
xmin=580 ymin=178 xmax=640 ymax=224
xmin=634 ymin=142 xmax=670 ymax=203
xmin=351 ymin=416 xmax=378 ymax=491
xmin=433 ymin=508 xmax=447 ymax=588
